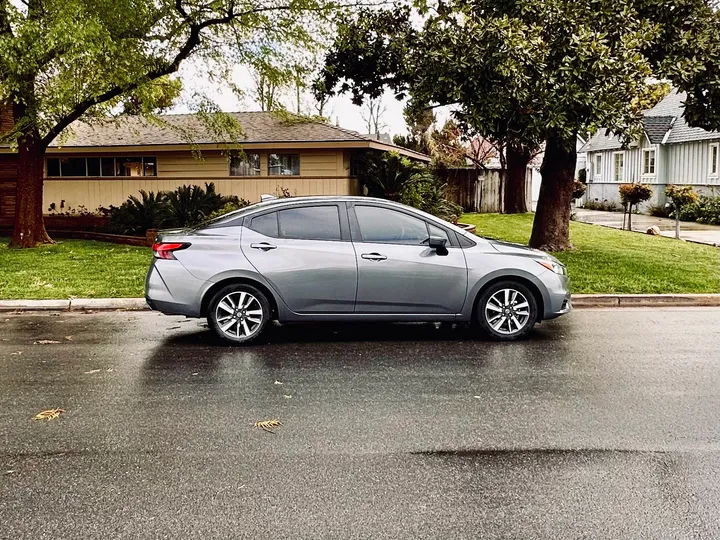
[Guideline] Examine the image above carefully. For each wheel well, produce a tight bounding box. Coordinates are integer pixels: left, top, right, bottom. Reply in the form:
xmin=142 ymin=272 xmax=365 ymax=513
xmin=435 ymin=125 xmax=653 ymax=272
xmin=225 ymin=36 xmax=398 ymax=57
xmin=201 ymin=278 xmax=279 ymax=318
xmin=472 ymin=276 xmax=545 ymax=322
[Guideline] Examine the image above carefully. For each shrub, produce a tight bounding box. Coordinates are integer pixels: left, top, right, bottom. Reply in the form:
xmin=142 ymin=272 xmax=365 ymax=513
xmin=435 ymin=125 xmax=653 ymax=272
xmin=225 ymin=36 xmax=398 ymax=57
xmin=647 ymin=203 xmax=670 ymax=218
xmin=583 ymin=199 xmax=621 ymax=212
xmin=107 ymin=190 xmax=171 ymax=235
xmin=665 ymin=185 xmax=698 ymax=208
xmin=355 ymin=150 xmax=426 ymax=201
xmin=205 ymin=199 xmax=251 ymax=222
xmin=618 ymin=183 xmax=653 ymax=206
xmin=577 ymin=168 xmax=587 ymax=184
xmin=677 ymin=201 xmax=700 ymax=222
xmin=572 ymin=180 xmax=587 ymax=200
xmin=401 ymin=171 xmax=463 ymax=223
xmin=695 ymin=196 xmax=720 ymax=225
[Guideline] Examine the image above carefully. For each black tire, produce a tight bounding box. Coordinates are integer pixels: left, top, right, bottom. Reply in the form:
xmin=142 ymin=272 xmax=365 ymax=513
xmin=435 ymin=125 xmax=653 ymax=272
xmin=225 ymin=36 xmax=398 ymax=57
xmin=476 ymin=281 xmax=538 ymax=341
xmin=207 ymin=284 xmax=271 ymax=345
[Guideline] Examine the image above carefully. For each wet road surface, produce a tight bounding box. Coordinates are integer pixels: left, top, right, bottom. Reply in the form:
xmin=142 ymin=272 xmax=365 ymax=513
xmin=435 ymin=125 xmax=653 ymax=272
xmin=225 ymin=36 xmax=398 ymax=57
xmin=1 ymin=309 xmax=720 ymax=539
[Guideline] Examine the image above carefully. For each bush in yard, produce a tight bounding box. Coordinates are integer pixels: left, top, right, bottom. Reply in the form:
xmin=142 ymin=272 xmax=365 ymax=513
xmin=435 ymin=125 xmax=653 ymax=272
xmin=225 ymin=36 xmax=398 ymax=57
xmin=401 ymin=171 xmax=463 ymax=223
xmin=665 ymin=185 xmax=699 ymax=239
xmin=572 ymin=180 xmax=587 ymax=200
xmin=583 ymin=199 xmax=621 ymax=212
xmin=647 ymin=203 xmax=670 ymax=218
xmin=693 ymin=196 xmax=720 ymax=225
xmin=205 ymin=199 xmax=252 ymax=222
xmin=355 ymin=151 xmax=426 ymax=201
xmin=577 ymin=169 xmax=587 ymax=184
xmin=107 ymin=191 xmax=172 ymax=235
xmin=165 ymin=183 xmax=241 ymax=227
xmin=619 ymin=183 xmax=653 ymax=230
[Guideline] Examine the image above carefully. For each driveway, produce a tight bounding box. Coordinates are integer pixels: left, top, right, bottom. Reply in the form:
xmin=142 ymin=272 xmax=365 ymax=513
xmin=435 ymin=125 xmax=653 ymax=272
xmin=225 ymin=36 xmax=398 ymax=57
xmin=575 ymin=208 xmax=720 ymax=246
xmin=2 ymin=310 xmax=720 ymax=539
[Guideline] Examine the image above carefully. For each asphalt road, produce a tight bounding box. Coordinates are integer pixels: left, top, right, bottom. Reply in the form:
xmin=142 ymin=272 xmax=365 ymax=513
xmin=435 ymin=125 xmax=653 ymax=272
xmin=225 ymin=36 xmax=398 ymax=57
xmin=2 ymin=308 xmax=720 ymax=539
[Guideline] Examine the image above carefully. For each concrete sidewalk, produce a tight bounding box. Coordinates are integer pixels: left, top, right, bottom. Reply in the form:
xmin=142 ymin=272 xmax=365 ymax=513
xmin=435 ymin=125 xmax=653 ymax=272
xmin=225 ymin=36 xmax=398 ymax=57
xmin=2 ymin=295 xmax=720 ymax=312
xmin=574 ymin=208 xmax=720 ymax=246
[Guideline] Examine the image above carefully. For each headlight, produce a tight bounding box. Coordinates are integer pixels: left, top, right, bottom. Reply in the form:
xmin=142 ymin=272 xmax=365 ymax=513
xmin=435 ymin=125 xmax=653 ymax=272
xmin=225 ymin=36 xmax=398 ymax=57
xmin=536 ymin=259 xmax=567 ymax=275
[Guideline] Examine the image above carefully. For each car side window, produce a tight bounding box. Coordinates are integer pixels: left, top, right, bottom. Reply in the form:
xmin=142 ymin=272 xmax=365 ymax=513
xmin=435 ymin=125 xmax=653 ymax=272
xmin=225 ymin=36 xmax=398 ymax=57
xmin=355 ymin=205 xmax=429 ymax=245
xmin=428 ymin=223 xmax=450 ymax=243
xmin=278 ymin=206 xmax=342 ymax=241
xmin=249 ymin=212 xmax=278 ymax=237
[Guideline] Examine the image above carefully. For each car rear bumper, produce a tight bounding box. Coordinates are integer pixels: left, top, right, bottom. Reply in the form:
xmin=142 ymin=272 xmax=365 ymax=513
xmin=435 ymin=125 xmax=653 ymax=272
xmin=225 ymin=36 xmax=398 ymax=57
xmin=145 ymin=262 xmax=202 ymax=317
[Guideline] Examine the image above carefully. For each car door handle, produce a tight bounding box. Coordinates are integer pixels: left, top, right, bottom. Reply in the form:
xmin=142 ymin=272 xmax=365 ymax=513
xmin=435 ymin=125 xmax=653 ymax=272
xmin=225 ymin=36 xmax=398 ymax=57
xmin=250 ymin=242 xmax=277 ymax=251
xmin=361 ymin=252 xmax=387 ymax=261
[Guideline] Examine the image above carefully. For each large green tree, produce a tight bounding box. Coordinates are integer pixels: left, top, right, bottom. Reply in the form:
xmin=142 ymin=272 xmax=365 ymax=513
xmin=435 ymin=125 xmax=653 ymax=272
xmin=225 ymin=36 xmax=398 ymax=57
xmin=0 ymin=0 xmax=334 ymax=247
xmin=318 ymin=1 xmax=665 ymax=250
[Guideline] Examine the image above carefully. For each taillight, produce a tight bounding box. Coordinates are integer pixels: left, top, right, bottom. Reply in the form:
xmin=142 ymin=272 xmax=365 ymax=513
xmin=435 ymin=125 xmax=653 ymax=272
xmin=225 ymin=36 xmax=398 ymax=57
xmin=152 ymin=242 xmax=190 ymax=260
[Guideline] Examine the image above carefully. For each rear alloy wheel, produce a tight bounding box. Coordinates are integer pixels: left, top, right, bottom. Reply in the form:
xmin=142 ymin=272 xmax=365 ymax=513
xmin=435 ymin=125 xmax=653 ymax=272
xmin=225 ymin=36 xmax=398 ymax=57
xmin=476 ymin=281 xmax=538 ymax=341
xmin=208 ymin=284 xmax=271 ymax=344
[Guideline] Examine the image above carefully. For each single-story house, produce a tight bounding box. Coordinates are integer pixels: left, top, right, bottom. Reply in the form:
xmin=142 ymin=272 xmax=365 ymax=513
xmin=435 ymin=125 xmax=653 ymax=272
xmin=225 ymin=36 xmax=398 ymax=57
xmin=580 ymin=90 xmax=720 ymax=208
xmin=0 ymin=110 xmax=428 ymax=223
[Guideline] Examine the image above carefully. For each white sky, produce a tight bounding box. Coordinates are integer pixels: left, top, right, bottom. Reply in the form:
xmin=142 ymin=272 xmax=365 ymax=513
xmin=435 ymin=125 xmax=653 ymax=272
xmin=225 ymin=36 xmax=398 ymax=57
xmin=171 ymin=62 xmax=434 ymax=138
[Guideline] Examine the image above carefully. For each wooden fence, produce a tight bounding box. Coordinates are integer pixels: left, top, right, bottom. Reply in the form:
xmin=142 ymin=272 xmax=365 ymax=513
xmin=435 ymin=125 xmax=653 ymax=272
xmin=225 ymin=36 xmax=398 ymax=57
xmin=439 ymin=168 xmax=533 ymax=213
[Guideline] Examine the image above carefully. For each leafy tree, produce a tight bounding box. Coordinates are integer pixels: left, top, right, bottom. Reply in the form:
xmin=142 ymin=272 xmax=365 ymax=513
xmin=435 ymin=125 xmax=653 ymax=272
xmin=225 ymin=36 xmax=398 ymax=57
xmin=318 ymin=1 xmax=666 ymax=250
xmin=666 ymin=185 xmax=699 ymax=239
xmin=392 ymin=105 xmax=435 ymax=155
xmin=0 ymin=0 xmax=335 ymax=247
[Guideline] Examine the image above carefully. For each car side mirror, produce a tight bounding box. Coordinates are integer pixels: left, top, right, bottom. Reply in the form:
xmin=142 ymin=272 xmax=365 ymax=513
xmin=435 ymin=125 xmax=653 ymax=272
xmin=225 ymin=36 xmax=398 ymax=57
xmin=428 ymin=236 xmax=448 ymax=256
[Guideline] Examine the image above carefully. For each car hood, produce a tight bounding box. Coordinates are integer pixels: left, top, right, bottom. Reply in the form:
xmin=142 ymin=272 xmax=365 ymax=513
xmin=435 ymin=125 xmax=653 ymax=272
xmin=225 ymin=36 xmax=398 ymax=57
xmin=486 ymin=239 xmax=560 ymax=263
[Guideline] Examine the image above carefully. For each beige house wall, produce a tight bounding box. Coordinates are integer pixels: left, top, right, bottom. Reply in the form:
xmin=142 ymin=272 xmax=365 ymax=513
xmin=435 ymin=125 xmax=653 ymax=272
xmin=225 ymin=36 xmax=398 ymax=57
xmin=43 ymin=149 xmax=360 ymax=211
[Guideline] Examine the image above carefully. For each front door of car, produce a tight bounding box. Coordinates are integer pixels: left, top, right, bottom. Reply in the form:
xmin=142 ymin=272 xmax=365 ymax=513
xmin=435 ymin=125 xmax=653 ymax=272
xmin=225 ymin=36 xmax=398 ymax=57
xmin=241 ymin=204 xmax=357 ymax=313
xmin=350 ymin=204 xmax=468 ymax=314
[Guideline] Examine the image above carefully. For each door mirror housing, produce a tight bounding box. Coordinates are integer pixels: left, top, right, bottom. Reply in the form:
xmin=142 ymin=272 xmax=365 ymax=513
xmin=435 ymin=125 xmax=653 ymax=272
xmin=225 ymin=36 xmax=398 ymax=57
xmin=428 ymin=236 xmax=448 ymax=255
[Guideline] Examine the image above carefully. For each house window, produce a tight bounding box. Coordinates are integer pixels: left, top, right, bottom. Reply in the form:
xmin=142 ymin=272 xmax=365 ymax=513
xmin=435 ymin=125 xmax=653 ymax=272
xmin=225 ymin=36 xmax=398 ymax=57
xmin=613 ymin=152 xmax=624 ymax=182
xmin=229 ymin=153 xmax=260 ymax=176
xmin=593 ymin=154 xmax=602 ymax=179
xmin=710 ymin=143 xmax=719 ymax=177
xmin=45 ymin=157 xmax=157 ymax=177
xmin=643 ymin=148 xmax=656 ymax=176
xmin=268 ymin=153 xmax=300 ymax=176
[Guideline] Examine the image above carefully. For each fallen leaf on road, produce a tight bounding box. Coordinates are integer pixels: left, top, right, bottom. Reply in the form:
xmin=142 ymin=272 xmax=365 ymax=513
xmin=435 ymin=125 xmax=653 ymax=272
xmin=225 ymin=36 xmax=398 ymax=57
xmin=254 ymin=419 xmax=282 ymax=433
xmin=473 ymin=396 xmax=482 ymax=399
xmin=34 ymin=340 xmax=60 ymax=345
xmin=192 ymin=372 xmax=199 ymax=376
xmin=84 ymin=369 xmax=101 ymax=374
xmin=274 ymin=380 xmax=283 ymax=385
xmin=33 ymin=408 xmax=65 ymax=421
xmin=3 ymin=470 xmax=15 ymax=475
xmin=1 ymin=338 xmax=8 ymax=341
xmin=283 ymin=395 xmax=292 ymax=399
xmin=106 ymin=368 xmax=114 ymax=372
xmin=10 ymin=351 xmax=22 ymax=356
xmin=64 ymin=336 xmax=74 ymax=341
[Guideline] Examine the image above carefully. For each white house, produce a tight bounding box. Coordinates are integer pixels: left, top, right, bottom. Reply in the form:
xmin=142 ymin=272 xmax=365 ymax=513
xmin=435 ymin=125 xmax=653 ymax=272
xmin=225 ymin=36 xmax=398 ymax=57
xmin=580 ymin=90 xmax=720 ymax=209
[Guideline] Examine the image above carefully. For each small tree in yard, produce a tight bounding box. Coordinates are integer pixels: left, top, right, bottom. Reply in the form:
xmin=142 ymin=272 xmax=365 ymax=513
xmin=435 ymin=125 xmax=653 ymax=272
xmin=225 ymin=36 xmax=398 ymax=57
xmin=665 ymin=185 xmax=699 ymax=240
xmin=0 ymin=0 xmax=336 ymax=248
xmin=619 ymin=184 xmax=653 ymax=231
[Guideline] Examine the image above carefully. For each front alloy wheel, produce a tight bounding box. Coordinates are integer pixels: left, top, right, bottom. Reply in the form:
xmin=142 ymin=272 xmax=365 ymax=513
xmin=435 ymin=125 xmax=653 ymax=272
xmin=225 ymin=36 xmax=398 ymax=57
xmin=477 ymin=281 xmax=538 ymax=340
xmin=208 ymin=284 xmax=270 ymax=344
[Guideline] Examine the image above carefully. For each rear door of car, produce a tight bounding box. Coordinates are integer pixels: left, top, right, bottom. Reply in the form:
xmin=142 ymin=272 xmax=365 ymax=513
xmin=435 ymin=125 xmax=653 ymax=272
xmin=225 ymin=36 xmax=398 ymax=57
xmin=241 ymin=203 xmax=357 ymax=313
xmin=349 ymin=203 xmax=468 ymax=314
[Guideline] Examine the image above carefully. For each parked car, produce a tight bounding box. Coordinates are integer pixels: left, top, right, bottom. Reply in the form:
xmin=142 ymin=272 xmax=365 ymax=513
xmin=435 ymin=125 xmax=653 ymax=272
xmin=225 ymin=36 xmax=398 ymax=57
xmin=146 ymin=196 xmax=571 ymax=343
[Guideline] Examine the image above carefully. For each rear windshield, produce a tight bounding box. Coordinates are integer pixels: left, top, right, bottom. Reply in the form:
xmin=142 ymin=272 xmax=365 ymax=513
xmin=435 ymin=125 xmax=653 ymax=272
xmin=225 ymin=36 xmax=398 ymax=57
xmin=193 ymin=200 xmax=276 ymax=230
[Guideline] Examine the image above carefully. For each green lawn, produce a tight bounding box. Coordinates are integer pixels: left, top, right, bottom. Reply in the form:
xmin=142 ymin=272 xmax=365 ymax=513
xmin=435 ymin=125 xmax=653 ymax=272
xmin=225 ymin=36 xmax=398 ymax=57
xmin=0 ymin=237 xmax=151 ymax=299
xmin=1 ymin=214 xmax=719 ymax=299
xmin=462 ymin=213 xmax=720 ymax=294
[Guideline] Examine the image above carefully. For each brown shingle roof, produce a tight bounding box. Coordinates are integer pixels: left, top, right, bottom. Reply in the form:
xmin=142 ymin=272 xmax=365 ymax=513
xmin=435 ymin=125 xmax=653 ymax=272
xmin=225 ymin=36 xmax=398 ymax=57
xmin=51 ymin=111 xmax=373 ymax=147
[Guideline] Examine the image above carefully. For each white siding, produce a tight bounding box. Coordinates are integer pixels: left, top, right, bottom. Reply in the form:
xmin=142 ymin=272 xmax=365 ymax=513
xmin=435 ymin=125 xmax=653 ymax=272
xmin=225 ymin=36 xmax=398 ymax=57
xmin=665 ymin=141 xmax=720 ymax=186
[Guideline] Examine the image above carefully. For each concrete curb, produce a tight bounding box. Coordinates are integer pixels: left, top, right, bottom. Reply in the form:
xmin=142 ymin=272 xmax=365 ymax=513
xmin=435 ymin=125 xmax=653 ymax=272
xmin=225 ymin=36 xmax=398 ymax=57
xmin=571 ymin=294 xmax=720 ymax=308
xmin=1 ymin=295 xmax=720 ymax=312
xmin=0 ymin=298 xmax=149 ymax=312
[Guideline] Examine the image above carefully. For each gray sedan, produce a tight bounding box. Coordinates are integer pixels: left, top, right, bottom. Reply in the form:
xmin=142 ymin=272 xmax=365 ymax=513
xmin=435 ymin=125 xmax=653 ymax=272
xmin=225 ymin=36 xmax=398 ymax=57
xmin=145 ymin=196 xmax=571 ymax=343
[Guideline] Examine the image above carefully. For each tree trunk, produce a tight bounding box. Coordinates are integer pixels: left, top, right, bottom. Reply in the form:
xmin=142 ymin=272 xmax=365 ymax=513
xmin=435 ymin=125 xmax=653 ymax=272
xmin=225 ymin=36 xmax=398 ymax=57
xmin=504 ymin=143 xmax=531 ymax=213
xmin=9 ymin=121 xmax=52 ymax=248
xmin=529 ymin=132 xmax=577 ymax=251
